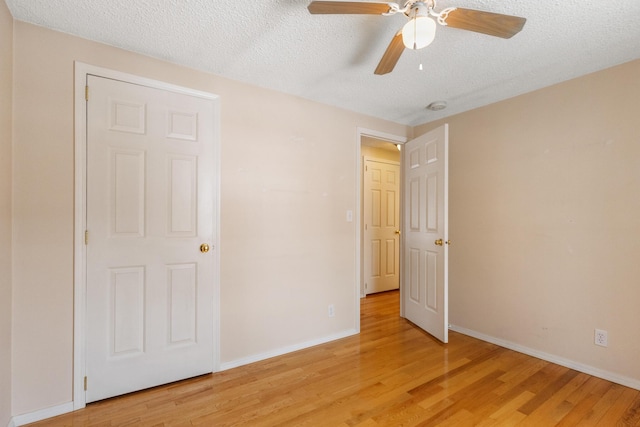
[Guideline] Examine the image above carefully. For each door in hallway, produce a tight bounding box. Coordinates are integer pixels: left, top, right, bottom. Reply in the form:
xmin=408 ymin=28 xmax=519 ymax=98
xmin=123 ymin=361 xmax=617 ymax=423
xmin=364 ymin=159 xmax=400 ymax=294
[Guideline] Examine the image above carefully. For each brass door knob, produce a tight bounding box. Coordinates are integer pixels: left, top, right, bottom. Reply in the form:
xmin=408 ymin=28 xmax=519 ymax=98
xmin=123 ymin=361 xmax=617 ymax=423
xmin=435 ymin=239 xmax=443 ymax=246
xmin=200 ymin=243 xmax=210 ymax=253
xmin=395 ymin=230 xmax=401 ymax=235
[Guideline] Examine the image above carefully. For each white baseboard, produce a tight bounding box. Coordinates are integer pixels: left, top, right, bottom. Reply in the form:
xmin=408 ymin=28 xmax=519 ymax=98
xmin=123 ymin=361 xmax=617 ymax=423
xmin=450 ymin=324 xmax=640 ymax=391
xmin=220 ymin=329 xmax=358 ymax=371
xmin=10 ymin=402 xmax=74 ymax=427
xmin=7 ymin=418 xmax=15 ymax=427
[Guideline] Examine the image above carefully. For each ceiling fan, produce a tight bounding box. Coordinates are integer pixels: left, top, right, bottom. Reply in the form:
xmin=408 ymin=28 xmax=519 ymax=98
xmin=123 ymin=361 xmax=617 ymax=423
xmin=308 ymin=0 xmax=526 ymax=75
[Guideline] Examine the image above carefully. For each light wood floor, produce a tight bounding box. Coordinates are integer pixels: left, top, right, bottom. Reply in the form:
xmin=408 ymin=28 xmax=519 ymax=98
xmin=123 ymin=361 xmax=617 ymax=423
xmin=29 ymin=290 xmax=640 ymax=426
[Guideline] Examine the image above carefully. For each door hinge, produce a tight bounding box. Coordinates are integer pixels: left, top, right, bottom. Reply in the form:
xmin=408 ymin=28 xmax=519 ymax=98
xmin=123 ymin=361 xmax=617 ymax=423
xmin=84 ymin=376 xmax=87 ymax=391
xmin=85 ymin=85 xmax=89 ymax=101
xmin=84 ymin=230 xmax=89 ymax=245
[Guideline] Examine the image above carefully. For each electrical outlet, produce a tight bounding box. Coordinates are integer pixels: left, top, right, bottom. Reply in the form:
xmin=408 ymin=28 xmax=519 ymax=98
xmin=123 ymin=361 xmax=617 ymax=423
xmin=328 ymin=304 xmax=335 ymax=317
xmin=594 ymin=329 xmax=608 ymax=347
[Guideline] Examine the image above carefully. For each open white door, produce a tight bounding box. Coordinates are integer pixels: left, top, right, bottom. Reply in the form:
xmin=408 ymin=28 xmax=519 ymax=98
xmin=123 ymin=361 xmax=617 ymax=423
xmin=402 ymin=124 xmax=449 ymax=343
xmin=85 ymin=75 xmax=217 ymax=402
xmin=363 ymin=159 xmax=400 ymax=294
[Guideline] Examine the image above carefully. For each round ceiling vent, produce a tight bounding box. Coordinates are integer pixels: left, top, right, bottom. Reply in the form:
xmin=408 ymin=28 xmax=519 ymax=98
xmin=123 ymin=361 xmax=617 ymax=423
xmin=426 ymin=101 xmax=447 ymax=111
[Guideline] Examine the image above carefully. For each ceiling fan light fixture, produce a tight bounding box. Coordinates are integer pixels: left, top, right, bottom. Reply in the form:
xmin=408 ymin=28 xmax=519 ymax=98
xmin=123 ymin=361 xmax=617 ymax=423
xmin=307 ymin=0 xmax=527 ymax=75
xmin=402 ymin=6 xmax=436 ymax=50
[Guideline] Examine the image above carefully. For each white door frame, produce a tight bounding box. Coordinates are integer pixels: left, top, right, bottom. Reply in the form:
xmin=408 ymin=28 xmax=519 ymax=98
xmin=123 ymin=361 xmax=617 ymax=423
xmin=355 ymin=128 xmax=407 ymax=331
xmin=73 ymin=62 xmax=221 ymax=409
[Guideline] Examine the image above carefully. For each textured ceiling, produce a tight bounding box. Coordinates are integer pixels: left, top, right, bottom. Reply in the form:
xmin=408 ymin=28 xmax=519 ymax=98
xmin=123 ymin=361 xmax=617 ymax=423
xmin=6 ymin=0 xmax=640 ymax=126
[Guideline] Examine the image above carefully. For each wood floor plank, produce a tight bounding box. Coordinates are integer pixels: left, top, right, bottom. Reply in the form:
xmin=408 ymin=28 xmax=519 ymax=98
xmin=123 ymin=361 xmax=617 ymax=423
xmin=514 ymin=371 xmax=587 ymax=426
xmin=25 ymin=290 xmax=640 ymax=426
xmin=483 ymin=390 xmax=535 ymax=424
xmin=598 ymin=387 xmax=640 ymax=425
xmin=621 ymin=397 xmax=640 ymax=425
xmin=575 ymin=384 xmax=627 ymax=426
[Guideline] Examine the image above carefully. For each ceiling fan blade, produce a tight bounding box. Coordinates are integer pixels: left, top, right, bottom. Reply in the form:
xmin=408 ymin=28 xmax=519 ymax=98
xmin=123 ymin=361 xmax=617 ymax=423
xmin=308 ymin=1 xmax=392 ymax=14
xmin=374 ymin=31 xmax=404 ymax=75
xmin=443 ymin=8 xmax=526 ymax=39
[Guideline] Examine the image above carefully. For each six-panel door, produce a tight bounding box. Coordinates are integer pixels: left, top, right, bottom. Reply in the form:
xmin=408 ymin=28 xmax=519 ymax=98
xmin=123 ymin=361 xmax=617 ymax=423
xmin=402 ymin=125 xmax=449 ymax=343
xmin=85 ymin=75 xmax=216 ymax=402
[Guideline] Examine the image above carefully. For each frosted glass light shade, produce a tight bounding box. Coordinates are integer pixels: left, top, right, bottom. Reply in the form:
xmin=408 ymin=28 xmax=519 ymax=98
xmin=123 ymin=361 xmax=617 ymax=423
xmin=402 ymin=16 xmax=436 ymax=50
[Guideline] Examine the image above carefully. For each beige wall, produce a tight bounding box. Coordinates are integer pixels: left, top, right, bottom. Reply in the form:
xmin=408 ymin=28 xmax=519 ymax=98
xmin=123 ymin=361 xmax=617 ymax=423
xmin=415 ymin=59 xmax=640 ymax=383
xmin=10 ymin=21 xmax=409 ymax=415
xmin=361 ymin=144 xmax=402 ymax=163
xmin=0 ymin=1 xmax=13 ymax=425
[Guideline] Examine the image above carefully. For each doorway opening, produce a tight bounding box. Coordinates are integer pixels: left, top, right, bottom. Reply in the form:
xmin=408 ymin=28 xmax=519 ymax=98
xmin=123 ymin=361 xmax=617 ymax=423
xmin=361 ymin=137 xmax=402 ymax=296
xmin=355 ymin=128 xmax=406 ymax=332
xmin=355 ymin=125 xmax=450 ymax=344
